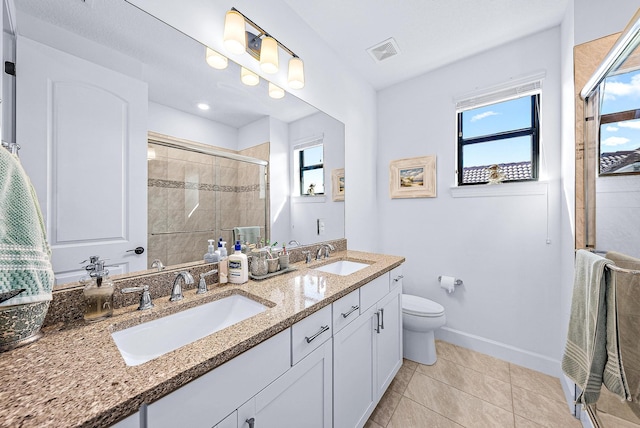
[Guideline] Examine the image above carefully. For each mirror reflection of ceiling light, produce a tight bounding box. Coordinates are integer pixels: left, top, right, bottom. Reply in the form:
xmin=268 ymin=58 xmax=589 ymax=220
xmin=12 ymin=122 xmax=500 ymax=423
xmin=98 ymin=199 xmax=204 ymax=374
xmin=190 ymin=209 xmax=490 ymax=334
xmin=197 ymin=102 xmax=210 ymax=110
xmin=268 ymin=82 xmax=285 ymax=99
xmin=205 ymin=47 xmax=228 ymax=70
xmin=241 ymin=67 xmax=260 ymax=86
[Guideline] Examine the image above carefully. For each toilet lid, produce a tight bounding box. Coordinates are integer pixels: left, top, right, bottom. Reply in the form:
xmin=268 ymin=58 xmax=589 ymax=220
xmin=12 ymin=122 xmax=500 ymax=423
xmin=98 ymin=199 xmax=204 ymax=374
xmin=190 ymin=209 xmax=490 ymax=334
xmin=402 ymin=294 xmax=444 ymax=317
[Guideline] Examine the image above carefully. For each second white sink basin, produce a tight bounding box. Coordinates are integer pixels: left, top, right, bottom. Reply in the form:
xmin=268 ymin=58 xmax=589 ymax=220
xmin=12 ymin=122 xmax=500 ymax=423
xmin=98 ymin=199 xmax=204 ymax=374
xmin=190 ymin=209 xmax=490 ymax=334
xmin=111 ymin=294 xmax=267 ymax=366
xmin=314 ymin=260 xmax=370 ymax=276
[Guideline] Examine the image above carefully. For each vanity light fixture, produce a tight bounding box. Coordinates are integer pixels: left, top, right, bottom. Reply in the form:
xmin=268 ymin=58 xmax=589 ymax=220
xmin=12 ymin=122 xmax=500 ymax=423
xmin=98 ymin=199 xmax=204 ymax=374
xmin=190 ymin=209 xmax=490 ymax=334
xmin=223 ymin=10 xmax=246 ymax=55
xmin=288 ymin=57 xmax=305 ymax=89
xmin=268 ymin=82 xmax=285 ymax=99
xmin=205 ymin=47 xmax=228 ymax=70
xmin=222 ymin=7 xmax=305 ymax=89
xmin=241 ymin=67 xmax=260 ymax=86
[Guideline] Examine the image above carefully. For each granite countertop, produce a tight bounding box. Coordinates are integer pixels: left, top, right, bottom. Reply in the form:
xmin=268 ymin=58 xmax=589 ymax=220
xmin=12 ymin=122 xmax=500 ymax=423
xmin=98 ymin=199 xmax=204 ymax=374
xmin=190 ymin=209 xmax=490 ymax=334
xmin=0 ymin=250 xmax=404 ymax=428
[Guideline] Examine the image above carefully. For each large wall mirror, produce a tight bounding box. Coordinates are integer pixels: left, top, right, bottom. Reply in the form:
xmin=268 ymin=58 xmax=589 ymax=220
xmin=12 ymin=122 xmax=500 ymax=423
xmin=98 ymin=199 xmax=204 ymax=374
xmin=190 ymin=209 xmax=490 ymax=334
xmin=13 ymin=0 xmax=345 ymax=285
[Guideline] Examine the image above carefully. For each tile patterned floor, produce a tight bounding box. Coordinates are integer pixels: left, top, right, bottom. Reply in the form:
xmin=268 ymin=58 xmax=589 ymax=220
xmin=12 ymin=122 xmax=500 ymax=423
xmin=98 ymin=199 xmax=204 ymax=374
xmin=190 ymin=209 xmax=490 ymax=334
xmin=365 ymin=341 xmax=582 ymax=428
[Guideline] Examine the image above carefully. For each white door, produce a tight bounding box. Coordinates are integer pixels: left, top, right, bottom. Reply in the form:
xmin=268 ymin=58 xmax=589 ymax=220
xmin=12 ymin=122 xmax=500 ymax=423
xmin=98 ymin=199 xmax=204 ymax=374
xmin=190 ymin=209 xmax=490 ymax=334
xmin=375 ymin=288 xmax=403 ymax=399
xmin=333 ymin=305 xmax=376 ymax=428
xmin=16 ymin=36 xmax=148 ymax=285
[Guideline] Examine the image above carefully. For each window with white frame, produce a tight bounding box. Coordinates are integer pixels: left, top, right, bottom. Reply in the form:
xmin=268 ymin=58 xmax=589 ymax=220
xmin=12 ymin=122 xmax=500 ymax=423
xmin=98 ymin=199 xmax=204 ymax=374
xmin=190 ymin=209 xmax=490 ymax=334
xmin=293 ymin=139 xmax=324 ymax=196
xmin=456 ymin=79 xmax=542 ymax=185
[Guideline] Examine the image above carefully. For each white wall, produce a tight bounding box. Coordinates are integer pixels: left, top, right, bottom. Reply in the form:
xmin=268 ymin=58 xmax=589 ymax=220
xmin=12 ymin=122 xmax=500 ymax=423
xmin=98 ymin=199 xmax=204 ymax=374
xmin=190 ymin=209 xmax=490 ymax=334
xmin=238 ymin=117 xmax=270 ymax=151
xmin=377 ymin=27 xmax=563 ymax=375
xmin=268 ymin=117 xmax=290 ymax=243
xmin=288 ymin=112 xmax=345 ymax=245
xmin=574 ymin=0 xmax=639 ymax=45
xmin=148 ymin=102 xmax=237 ymax=150
xmin=126 ymin=0 xmax=379 ymax=251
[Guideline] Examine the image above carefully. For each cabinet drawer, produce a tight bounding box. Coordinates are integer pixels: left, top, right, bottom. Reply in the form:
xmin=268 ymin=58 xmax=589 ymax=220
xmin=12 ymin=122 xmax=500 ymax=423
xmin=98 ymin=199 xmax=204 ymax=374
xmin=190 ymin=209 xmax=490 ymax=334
xmin=292 ymin=304 xmax=332 ymax=365
xmin=360 ymin=273 xmax=389 ymax=312
xmin=332 ymin=289 xmax=360 ymax=333
xmin=389 ymin=265 xmax=403 ymax=290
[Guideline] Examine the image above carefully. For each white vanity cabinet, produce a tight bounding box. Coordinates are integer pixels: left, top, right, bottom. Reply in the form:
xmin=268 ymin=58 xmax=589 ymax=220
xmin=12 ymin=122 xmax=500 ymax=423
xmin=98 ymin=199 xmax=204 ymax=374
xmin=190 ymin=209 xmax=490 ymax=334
xmin=333 ymin=267 xmax=403 ymax=428
xmin=128 ymin=263 xmax=403 ymax=428
xmin=237 ymin=340 xmax=333 ymax=428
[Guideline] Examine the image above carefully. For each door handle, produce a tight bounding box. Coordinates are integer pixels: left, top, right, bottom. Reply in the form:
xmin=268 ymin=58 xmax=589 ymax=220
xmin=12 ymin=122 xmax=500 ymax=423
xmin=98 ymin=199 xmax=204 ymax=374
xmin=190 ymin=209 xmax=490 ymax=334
xmin=375 ymin=311 xmax=381 ymax=334
xmin=393 ymin=275 xmax=404 ymax=282
xmin=380 ymin=308 xmax=385 ymax=330
xmin=246 ymin=417 xmax=255 ymax=428
xmin=126 ymin=246 xmax=145 ymax=255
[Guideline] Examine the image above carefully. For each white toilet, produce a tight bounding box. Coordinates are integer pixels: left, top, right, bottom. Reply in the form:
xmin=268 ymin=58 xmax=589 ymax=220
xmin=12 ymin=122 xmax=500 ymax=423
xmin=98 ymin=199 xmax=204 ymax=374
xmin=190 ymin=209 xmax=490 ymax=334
xmin=402 ymin=294 xmax=446 ymax=365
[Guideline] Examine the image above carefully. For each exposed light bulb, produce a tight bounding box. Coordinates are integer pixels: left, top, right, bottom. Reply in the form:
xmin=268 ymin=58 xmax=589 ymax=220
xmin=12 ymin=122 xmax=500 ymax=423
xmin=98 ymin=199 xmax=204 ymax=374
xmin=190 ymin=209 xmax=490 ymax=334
xmin=205 ymin=47 xmax=228 ymax=70
xmin=260 ymin=36 xmax=279 ymax=74
xmin=268 ymin=82 xmax=285 ymax=99
xmin=241 ymin=67 xmax=260 ymax=86
xmin=223 ymin=10 xmax=246 ymax=55
xmin=288 ymin=57 xmax=305 ymax=89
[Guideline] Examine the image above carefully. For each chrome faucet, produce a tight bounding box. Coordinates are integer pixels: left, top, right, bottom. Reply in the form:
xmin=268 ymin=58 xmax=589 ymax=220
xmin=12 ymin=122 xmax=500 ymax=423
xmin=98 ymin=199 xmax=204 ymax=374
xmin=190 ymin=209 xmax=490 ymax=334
xmin=151 ymin=259 xmax=165 ymax=272
xmin=316 ymin=243 xmax=335 ymax=260
xmin=170 ymin=271 xmax=194 ymax=302
xmin=197 ymin=269 xmax=218 ymax=294
xmin=288 ymin=240 xmax=301 ymax=247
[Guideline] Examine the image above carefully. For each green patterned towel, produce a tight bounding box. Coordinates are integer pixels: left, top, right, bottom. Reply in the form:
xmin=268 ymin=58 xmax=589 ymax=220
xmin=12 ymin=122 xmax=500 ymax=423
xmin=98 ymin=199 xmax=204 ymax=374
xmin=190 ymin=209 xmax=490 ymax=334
xmin=562 ymin=250 xmax=630 ymax=404
xmin=0 ymin=148 xmax=54 ymax=306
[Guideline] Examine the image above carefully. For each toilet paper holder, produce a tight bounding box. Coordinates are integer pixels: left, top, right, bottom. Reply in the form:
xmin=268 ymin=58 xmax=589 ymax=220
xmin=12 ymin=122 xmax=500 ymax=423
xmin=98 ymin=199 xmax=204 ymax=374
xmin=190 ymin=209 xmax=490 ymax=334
xmin=438 ymin=276 xmax=463 ymax=286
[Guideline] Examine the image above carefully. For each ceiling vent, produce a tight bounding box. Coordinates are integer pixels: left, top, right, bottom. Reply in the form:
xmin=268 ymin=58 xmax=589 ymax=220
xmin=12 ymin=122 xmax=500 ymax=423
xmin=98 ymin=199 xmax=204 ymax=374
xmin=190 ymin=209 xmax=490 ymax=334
xmin=367 ymin=38 xmax=400 ymax=63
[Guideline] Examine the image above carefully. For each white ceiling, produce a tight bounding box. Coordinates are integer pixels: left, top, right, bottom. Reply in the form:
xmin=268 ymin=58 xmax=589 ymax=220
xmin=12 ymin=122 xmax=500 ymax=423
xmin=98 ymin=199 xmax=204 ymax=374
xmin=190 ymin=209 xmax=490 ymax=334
xmin=13 ymin=0 xmax=570 ymax=125
xmin=284 ymin=0 xmax=570 ymax=90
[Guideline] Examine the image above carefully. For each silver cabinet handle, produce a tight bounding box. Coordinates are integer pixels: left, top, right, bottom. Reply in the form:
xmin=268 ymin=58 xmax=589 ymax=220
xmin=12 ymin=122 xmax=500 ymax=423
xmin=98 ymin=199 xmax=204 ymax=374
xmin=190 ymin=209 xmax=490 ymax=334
xmin=393 ymin=275 xmax=404 ymax=282
xmin=380 ymin=308 xmax=385 ymax=330
xmin=305 ymin=325 xmax=330 ymax=343
xmin=246 ymin=418 xmax=255 ymax=428
xmin=341 ymin=305 xmax=359 ymax=318
xmin=375 ymin=311 xmax=381 ymax=334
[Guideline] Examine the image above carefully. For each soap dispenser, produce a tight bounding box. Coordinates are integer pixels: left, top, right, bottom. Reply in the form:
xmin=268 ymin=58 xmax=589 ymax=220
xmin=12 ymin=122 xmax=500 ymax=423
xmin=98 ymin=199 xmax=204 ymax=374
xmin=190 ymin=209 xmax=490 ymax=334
xmin=204 ymin=239 xmax=218 ymax=263
xmin=80 ymin=256 xmax=114 ymax=322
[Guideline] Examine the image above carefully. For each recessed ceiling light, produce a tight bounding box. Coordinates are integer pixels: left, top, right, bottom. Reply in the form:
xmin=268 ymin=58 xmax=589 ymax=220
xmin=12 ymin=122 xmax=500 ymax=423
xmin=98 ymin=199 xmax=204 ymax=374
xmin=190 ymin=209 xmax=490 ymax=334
xmin=197 ymin=102 xmax=210 ymax=110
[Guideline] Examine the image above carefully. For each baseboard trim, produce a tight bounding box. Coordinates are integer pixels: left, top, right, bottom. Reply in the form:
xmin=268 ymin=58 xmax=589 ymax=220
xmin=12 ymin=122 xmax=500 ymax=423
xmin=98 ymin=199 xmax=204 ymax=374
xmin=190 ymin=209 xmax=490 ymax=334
xmin=435 ymin=327 xmax=561 ymax=377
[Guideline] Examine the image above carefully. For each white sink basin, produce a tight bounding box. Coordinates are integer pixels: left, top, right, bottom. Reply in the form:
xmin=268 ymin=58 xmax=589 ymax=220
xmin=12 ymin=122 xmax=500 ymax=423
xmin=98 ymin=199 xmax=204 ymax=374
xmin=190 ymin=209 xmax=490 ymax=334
xmin=314 ymin=260 xmax=370 ymax=276
xmin=111 ymin=294 xmax=267 ymax=366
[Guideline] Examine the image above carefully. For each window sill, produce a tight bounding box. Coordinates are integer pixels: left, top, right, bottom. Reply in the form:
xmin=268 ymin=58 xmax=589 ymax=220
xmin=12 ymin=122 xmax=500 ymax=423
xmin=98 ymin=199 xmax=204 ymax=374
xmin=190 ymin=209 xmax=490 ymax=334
xmin=450 ymin=181 xmax=547 ymax=198
xmin=292 ymin=195 xmax=326 ymax=203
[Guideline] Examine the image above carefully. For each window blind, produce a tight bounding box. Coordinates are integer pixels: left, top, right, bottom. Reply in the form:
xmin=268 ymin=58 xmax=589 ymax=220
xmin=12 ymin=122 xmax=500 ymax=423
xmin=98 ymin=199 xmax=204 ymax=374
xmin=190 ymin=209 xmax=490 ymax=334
xmin=454 ymin=72 xmax=545 ymax=112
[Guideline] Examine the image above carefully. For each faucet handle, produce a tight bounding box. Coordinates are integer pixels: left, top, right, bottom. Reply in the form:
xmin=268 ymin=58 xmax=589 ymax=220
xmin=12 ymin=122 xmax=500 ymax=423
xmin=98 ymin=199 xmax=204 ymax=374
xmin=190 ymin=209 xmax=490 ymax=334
xmin=197 ymin=269 xmax=218 ymax=294
xmin=302 ymin=251 xmax=312 ymax=264
xmin=121 ymin=285 xmax=154 ymax=310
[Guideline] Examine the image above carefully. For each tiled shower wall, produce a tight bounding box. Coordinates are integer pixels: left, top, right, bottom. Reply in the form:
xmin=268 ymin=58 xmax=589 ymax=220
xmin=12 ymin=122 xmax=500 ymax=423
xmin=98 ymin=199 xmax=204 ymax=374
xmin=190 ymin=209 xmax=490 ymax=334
xmin=147 ymin=142 xmax=269 ymax=267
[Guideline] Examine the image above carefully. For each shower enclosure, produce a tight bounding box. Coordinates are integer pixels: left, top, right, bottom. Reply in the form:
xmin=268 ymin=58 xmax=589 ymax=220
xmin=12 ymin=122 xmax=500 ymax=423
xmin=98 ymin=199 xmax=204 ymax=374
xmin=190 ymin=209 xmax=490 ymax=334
xmin=147 ymin=133 xmax=269 ymax=267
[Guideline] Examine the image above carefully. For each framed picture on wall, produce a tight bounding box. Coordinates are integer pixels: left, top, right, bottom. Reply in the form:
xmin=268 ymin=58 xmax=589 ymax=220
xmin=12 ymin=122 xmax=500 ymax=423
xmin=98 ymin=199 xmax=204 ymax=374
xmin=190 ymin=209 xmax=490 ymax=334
xmin=389 ymin=155 xmax=436 ymax=198
xmin=332 ymin=168 xmax=345 ymax=201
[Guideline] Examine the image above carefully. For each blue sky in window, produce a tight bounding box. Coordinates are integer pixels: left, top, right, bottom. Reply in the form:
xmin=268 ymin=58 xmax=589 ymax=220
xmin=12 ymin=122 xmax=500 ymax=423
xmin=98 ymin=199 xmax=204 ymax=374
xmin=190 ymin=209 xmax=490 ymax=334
xmin=600 ymin=69 xmax=640 ymax=154
xmin=462 ymin=96 xmax=532 ymax=167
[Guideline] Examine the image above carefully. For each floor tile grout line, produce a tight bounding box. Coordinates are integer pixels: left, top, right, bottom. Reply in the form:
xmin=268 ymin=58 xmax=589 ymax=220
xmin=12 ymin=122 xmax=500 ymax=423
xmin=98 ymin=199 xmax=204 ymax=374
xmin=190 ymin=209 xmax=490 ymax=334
xmin=509 ymin=363 xmax=516 ymax=428
xmin=415 ymin=360 xmax=515 ymax=413
xmin=435 ymin=343 xmax=511 ymax=383
xmin=400 ymin=394 xmax=464 ymax=428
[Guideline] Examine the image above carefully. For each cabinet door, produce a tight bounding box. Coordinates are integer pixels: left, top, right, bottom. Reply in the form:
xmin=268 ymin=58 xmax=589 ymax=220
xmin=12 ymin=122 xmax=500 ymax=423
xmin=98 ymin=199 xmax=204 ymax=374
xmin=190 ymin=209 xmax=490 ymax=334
xmin=213 ymin=411 xmax=237 ymax=428
xmin=238 ymin=340 xmax=332 ymax=428
xmin=333 ymin=305 xmax=376 ymax=428
xmin=110 ymin=412 xmax=139 ymax=428
xmin=375 ymin=286 xmax=402 ymax=399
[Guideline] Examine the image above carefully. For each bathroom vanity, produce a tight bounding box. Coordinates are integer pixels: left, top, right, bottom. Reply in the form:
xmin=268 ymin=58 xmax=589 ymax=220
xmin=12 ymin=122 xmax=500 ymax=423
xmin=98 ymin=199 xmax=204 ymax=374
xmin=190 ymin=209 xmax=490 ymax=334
xmin=0 ymin=250 xmax=404 ymax=428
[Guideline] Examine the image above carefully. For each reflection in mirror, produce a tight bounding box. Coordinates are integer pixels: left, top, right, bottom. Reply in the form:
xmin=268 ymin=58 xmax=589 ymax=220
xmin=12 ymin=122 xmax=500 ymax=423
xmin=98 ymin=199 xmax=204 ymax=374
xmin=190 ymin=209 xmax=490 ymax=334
xmin=14 ymin=0 xmax=345 ymax=284
xmin=580 ymin=8 xmax=640 ymax=427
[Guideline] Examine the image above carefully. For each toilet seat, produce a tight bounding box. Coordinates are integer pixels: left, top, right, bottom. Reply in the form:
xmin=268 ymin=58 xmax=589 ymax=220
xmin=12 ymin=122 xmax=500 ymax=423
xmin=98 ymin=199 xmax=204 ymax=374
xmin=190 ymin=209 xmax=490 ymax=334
xmin=402 ymin=294 xmax=444 ymax=317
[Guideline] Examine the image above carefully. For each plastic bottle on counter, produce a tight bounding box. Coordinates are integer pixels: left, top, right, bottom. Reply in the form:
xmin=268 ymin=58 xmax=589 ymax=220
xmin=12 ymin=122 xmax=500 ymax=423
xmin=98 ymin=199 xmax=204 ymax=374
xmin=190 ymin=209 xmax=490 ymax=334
xmin=228 ymin=240 xmax=248 ymax=284
xmin=203 ymin=239 xmax=219 ymax=263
